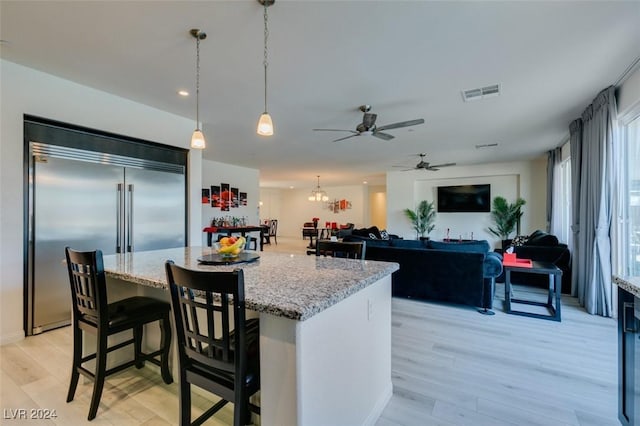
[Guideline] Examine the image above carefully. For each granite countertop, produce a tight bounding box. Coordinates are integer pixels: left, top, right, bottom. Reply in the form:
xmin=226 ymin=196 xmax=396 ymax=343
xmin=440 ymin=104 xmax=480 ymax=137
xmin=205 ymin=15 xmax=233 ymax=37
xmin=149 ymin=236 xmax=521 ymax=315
xmin=103 ymin=247 xmax=399 ymax=321
xmin=613 ymin=275 xmax=640 ymax=298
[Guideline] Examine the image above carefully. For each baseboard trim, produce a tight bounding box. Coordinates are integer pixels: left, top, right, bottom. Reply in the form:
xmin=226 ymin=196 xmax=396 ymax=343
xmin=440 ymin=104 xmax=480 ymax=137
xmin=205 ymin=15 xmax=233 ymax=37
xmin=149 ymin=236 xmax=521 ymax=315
xmin=0 ymin=330 xmax=25 ymax=346
xmin=363 ymin=382 xmax=393 ymax=426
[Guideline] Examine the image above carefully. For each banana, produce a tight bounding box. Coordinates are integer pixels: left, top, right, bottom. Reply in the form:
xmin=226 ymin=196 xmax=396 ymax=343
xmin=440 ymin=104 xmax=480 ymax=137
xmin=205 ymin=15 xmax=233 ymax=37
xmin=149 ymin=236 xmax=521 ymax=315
xmin=218 ymin=236 xmax=246 ymax=254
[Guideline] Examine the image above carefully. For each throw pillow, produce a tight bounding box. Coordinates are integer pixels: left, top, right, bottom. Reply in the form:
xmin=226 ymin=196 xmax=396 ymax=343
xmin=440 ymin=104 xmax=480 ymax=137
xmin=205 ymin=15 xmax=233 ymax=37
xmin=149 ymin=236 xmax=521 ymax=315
xmin=379 ymin=229 xmax=390 ymax=240
xmin=512 ymin=235 xmax=529 ymax=246
xmin=366 ymin=226 xmax=383 ymax=239
xmin=368 ymin=233 xmax=378 ymax=239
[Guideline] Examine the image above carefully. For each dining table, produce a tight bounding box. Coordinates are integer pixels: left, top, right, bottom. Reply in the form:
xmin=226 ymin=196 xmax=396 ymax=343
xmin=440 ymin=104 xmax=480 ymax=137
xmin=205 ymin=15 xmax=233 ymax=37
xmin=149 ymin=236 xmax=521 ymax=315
xmin=102 ymin=246 xmax=398 ymax=426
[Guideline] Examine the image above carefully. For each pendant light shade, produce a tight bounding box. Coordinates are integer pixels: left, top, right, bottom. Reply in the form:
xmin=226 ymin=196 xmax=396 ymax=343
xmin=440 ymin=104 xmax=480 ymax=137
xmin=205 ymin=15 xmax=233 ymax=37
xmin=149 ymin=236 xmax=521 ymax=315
xmin=257 ymin=112 xmax=274 ymax=136
xmin=190 ymin=29 xmax=207 ymax=149
xmin=257 ymin=0 xmax=275 ymax=136
xmin=190 ymin=129 xmax=206 ymax=149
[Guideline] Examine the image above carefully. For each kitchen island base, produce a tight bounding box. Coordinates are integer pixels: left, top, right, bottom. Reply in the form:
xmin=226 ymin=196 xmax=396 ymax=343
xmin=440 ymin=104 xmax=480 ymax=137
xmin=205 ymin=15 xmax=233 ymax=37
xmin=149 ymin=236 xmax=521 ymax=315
xmin=260 ymin=274 xmax=392 ymax=425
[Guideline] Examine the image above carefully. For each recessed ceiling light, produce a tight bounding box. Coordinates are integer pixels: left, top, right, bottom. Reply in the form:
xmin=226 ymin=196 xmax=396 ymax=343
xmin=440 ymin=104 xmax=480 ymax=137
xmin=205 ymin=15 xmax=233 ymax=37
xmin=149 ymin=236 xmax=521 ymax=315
xmin=178 ymin=90 xmax=189 ymax=97
xmin=363 ymin=181 xmax=368 ymax=184
xmin=289 ymin=186 xmax=294 ymax=189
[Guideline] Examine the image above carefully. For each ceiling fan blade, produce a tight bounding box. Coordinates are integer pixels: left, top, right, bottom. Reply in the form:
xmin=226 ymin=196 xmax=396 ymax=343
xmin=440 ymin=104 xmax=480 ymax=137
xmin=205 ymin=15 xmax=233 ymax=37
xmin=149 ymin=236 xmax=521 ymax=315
xmin=332 ymin=134 xmax=360 ymax=142
xmin=426 ymin=168 xmax=440 ymax=171
xmin=372 ymin=132 xmax=394 ymax=141
xmin=377 ymin=118 xmax=425 ymax=132
xmin=362 ymin=113 xmax=377 ymax=128
xmin=313 ymin=129 xmax=358 ymax=133
xmin=429 ymin=163 xmax=456 ymax=168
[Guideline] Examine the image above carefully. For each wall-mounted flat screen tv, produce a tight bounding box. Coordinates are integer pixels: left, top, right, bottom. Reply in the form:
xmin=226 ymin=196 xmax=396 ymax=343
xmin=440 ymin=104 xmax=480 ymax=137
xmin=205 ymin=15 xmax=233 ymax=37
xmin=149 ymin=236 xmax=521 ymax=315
xmin=437 ymin=184 xmax=491 ymax=213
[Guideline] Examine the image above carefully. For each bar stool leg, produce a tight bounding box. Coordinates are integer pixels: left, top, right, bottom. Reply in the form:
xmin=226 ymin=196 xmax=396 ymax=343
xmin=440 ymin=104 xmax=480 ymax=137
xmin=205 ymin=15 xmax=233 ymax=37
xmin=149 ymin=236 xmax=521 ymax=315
xmin=66 ymin=326 xmax=82 ymax=402
xmin=134 ymin=325 xmax=144 ymax=369
xmin=88 ymin=332 xmax=108 ymax=420
xmin=160 ymin=315 xmax=173 ymax=384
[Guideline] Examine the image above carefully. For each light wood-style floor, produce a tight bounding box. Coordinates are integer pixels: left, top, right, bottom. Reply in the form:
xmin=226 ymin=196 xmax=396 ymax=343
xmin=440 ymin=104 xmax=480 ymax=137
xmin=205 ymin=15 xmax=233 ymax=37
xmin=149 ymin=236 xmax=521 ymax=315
xmin=0 ymin=237 xmax=618 ymax=425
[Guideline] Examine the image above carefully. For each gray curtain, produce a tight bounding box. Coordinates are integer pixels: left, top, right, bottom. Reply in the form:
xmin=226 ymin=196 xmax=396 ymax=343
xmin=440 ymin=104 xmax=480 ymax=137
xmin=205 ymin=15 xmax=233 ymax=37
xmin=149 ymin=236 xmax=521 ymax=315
xmin=571 ymin=86 xmax=617 ymax=316
xmin=546 ymin=147 xmax=562 ymax=232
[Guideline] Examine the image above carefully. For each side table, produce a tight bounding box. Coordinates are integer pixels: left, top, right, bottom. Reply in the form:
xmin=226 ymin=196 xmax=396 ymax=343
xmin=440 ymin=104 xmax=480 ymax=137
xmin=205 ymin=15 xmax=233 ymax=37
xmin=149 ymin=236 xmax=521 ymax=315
xmin=504 ymin=260 xmax=562 ymax=321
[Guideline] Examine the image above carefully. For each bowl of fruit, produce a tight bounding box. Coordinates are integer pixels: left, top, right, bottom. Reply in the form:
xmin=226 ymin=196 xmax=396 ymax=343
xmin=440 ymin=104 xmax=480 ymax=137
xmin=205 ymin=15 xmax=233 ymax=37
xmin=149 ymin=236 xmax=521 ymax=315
xmin=214 ymin=236 xmax=246 ymax=258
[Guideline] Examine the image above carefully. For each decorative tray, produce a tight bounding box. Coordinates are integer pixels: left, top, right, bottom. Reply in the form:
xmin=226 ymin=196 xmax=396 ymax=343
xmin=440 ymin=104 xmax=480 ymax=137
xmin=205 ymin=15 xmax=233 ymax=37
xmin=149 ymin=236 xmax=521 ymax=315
xmin=197 ymin=252 xmax=260 ymax=265
xmin=502 ymin=258 xmax=533 ymax=268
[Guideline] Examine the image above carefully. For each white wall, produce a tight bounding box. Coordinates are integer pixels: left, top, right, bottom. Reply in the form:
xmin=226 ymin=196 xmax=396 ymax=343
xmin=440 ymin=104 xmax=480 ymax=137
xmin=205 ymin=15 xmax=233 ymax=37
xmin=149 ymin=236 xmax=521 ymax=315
xmin=387 ymin=159 xmax=547 ymax=249
xmin=201 ymin=159 xmax=260 ymax=245
xmin=0 ymin=60 xmax=202 ymax=344
xmin=618 ymin=66 xmax=640 ymax=116
xmin=261 ymin=185 xmax=369 ymax=238
xmin=258 ymin=187 xmax=283 ymax=223
xmin=368 ymin=185 xmax=387 ymax=230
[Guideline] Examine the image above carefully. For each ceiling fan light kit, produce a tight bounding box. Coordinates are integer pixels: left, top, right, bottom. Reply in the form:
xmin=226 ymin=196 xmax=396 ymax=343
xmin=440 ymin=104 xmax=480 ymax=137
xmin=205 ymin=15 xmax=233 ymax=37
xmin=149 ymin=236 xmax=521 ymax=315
xmin=313 ymin=104 xmax=425 ymax=142
xmin=256 ymin=0 xmax=275 ymax=136
xmin=189 ymin=29 xmax=207 ymax=150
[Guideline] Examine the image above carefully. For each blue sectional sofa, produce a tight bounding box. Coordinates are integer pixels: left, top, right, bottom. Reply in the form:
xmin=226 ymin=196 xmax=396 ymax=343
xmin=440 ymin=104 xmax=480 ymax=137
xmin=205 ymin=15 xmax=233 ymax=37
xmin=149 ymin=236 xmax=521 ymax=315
xmin=343 ymin=234 xmax=503 ymax=312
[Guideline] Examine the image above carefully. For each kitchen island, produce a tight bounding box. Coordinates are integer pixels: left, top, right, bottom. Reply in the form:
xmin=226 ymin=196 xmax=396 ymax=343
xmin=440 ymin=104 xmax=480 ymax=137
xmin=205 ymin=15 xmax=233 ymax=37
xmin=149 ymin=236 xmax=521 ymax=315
xmin=102 ymin=246 xmax=399 ymax=426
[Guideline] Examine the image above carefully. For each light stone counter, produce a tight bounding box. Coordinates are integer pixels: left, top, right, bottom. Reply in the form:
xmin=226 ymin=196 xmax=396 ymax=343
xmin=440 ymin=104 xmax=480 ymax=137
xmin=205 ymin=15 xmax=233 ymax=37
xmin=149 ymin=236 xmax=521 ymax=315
xmin=103 ymin=246 xmax=399 ymax=321
xmin=103 ymin=246 xmax=398 ymax=425
xmin=613 ymin=275 xmax=640 ymax=298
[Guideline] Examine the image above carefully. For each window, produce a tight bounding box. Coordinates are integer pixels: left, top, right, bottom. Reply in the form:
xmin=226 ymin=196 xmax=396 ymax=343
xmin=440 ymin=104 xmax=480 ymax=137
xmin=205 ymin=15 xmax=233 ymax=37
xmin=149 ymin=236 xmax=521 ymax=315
xmin=625 ymin=115 xmax=640 ymax=275
xmin=550 ymin=150 xmax=572 ymax=248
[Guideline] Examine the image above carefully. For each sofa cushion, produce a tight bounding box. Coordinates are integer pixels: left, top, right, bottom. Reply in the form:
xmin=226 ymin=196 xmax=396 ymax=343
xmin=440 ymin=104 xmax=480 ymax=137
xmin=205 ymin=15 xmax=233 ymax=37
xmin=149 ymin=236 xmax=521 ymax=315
xmin=390 ymin=239 xmax=426 ymax=249
xmin=351 ymin=226 xmax=382 ymax=239
xmin=343 ymin=234 xmax=392 ymax=247
xmin=428 ymin=239 xmax=490 ymax=254
xmin=512 ymin=235 xmax=529 ymax=246
xmin=525 ymin=230 xmax=558 ymax=246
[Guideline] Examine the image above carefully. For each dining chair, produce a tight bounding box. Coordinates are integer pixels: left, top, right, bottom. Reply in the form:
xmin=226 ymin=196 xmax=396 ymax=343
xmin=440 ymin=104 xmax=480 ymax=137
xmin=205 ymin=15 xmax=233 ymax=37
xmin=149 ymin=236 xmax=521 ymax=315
xmin=315 ymin=240 xmax=366 ymax=260
xmin=64 ymin=247 xmax=172 ymax=421
xmin=268 ymin=219 xmax=278 ymax=245
xmin=262 ymin=219 xmax=278 ymax=245
xmin=165 ymin=261 xmax=260 ymax=426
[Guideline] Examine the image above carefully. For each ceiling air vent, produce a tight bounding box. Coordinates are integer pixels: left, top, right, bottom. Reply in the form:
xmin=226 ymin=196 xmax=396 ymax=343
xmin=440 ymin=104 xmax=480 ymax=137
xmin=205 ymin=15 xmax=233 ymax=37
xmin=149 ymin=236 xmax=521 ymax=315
xmin=462 ymin=84 xmax=501 ymax=102
xmin=475 ymin=143 xmax=499 ymax=149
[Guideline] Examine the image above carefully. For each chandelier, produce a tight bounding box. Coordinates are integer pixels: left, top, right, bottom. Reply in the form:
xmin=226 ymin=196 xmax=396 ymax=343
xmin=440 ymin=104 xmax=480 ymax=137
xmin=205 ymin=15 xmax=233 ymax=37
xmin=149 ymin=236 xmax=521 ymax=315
xmin=309 ymin=175 xmax=329 ymax=202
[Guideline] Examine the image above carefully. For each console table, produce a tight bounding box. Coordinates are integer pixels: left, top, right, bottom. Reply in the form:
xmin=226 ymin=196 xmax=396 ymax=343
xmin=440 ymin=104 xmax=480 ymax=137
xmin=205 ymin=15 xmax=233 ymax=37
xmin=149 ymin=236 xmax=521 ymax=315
xmin=504 ymin=260 xmax=562 ymax=321
xmin=203 ymin=225 xmax=265 ymax=250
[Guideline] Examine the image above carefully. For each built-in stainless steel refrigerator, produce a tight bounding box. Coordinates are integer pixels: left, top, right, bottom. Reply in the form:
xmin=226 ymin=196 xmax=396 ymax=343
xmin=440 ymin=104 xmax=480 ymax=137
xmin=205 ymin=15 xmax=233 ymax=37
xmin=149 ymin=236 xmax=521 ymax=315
xmin=25 ymin=127 xmax=187 ymax=336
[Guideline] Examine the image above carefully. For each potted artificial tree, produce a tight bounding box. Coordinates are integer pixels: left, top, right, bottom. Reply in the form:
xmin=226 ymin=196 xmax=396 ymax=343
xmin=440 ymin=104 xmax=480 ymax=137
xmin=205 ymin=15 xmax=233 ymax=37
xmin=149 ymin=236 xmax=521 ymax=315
xmin=404 ymin=200 xmax=436 ymax=240
xmin=487 ymin=196 xmax=526 ymax=250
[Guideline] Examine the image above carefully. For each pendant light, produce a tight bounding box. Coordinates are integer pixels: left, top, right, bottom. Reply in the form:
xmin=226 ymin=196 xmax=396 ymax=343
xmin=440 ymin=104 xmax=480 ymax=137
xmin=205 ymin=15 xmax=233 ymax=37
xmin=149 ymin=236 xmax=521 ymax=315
xmin=190 ymin=29 xmax=207 ymax=149
xmin=257 ymin=0 xmax=275 ymax=136
xmin=309 ymin=175 xmax=329 ymax=202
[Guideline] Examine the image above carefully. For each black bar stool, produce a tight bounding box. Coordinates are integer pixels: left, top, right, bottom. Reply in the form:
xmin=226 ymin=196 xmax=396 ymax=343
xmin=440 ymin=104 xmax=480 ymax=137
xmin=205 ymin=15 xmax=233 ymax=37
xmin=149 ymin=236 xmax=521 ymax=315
xmin=65 ymin=247 xmax=173 ymax=421
xmin=165 ymin=261 xmax=260 ymax=426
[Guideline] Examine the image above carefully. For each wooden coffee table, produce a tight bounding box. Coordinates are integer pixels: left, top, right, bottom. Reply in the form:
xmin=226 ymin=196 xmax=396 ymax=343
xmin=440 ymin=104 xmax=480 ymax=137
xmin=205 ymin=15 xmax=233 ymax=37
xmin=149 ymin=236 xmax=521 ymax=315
xmin=503 ymin=260 xmax=562 ymax=321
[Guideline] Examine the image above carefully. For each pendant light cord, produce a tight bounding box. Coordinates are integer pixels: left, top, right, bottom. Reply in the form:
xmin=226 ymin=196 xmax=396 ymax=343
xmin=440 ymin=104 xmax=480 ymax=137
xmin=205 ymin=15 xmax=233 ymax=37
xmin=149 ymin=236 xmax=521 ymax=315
xmin=196 ymin=34 xmax=201 ymax=128
xmin=263 ymin=3 xmax=269 ymax=113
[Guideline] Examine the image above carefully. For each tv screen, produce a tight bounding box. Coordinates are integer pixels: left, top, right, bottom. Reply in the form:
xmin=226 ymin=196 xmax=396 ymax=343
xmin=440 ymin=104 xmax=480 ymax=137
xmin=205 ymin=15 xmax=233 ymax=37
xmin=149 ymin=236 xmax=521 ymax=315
xmin=437 ymin=184 xmax=491 ymax=213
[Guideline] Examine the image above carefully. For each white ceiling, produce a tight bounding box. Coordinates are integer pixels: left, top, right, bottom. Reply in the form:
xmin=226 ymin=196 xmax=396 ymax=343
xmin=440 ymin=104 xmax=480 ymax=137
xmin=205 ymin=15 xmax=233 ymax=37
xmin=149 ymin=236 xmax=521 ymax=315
xmin=2 ymin=1 xmax=639 ymax=189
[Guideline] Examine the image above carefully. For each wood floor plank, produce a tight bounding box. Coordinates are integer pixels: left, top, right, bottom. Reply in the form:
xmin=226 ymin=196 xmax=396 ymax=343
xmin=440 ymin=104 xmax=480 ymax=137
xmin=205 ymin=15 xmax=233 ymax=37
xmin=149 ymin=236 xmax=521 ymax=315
xmin=0 ymin=237 xmax=620 ymax=425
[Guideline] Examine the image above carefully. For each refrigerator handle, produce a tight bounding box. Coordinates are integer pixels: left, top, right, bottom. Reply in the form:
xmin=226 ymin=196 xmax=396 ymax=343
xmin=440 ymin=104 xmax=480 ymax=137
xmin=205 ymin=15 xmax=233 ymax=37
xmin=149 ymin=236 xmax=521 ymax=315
xmin=116 ymin=183 xmax=123 ymax=253
xmin=127 ymin=184 xmax=134 ymax=252
xmin=624 ymin=301 xmax=638 ymax=333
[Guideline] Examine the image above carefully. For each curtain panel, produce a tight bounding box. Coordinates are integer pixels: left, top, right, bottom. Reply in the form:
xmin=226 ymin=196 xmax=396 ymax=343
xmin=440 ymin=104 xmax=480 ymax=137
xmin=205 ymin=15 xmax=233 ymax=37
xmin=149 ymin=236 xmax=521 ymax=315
xmin=570 ymin=85 xmax=617 ymax=316
xmin=546 ymin=147 xmax=562 ymax=232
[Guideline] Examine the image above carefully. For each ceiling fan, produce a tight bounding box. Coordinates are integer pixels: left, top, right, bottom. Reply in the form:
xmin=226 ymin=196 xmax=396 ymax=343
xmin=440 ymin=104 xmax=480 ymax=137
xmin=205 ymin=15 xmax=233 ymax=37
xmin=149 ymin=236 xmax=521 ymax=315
xmin=396 ymin=153 xmax=456 ymax=171
xmin=313 ymin=105 xmax=425 ymax=142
